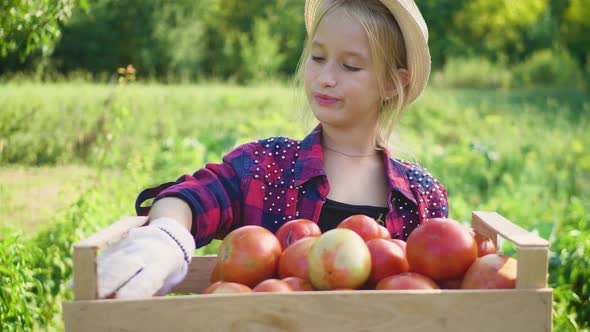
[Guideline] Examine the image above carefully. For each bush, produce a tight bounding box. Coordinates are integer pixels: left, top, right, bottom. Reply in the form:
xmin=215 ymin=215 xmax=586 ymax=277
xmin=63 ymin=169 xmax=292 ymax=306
xmin=431 ymin=57 xmax=512 ymax=89
xmin=549 ymin=197 xmax=590 ymax=331
xmin=513 ymin=48 xmax=585 ymax=89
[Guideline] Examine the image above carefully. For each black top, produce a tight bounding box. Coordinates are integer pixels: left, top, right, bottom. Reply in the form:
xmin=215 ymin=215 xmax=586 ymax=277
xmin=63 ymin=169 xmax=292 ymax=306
xmin=317 ymin=198 xmax=389 ymax=233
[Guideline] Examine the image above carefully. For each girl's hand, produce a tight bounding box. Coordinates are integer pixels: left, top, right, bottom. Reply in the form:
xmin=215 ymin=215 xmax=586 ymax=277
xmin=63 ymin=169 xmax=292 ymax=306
xmin=96 ymin=218 xmax=195 ymax=299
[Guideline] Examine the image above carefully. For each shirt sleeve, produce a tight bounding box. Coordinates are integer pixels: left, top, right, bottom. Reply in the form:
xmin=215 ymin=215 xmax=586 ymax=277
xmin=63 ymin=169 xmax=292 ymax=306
xmin=135 ymin=143 xmax=251 ymax=248
xmin=415 ymin=172 xmax=449 ymax=221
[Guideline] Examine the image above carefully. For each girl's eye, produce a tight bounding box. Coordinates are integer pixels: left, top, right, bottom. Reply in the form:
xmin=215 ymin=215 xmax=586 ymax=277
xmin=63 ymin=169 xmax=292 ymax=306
xmin=311 ymin=56 xmax=324 ymax=62
xmin=344 ymin=64 xmax=361 ymax=71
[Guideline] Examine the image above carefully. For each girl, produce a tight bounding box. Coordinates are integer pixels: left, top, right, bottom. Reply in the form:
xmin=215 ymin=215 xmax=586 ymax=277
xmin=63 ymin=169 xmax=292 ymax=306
xmin=97 ymin=0 xmax=449 ymax=299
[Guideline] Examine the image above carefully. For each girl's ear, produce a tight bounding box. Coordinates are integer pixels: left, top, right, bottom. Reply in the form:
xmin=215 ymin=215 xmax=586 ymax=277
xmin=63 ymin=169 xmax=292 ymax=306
xmin=384 ymin=68 xmax=410 ymax=99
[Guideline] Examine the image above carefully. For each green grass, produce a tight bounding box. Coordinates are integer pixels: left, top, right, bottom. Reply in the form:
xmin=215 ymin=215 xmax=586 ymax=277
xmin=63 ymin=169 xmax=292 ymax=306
xmin=0 ymin=164 xmax=96 ymax=233
xmin=1 ymin=82 xmax=588 ymax=236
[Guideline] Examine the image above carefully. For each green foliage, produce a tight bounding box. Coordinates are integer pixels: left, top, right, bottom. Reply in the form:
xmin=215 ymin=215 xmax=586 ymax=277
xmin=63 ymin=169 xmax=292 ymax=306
xmin=239 ymin=19 xmax=286 ymax=83
xmin=513 ymin=48 xmax=586 ymax=88
xmin=549 ymin=197 xmax=590 ymax=331
xmin=452 ymin=0 xmax=548 ymax=62
xmin=2 ymin=0 xmax=589 ymax=83
xmin=0 ymin=0 xmax=88 ymax=60
xmin=0 ymin=229 xmax=44 ymax=331
xmin=432 ymin=57 xmax=511 ymax=89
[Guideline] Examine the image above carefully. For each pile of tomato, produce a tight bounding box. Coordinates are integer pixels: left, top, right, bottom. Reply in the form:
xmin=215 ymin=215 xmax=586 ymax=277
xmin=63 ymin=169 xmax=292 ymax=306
xmin=202 ymin=216 xmax=517 ymax=294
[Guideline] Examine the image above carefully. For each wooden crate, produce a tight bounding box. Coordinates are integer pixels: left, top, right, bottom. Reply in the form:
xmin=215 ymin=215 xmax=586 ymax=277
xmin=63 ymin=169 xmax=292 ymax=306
xmin=63 ymin=211 xmax=552 ymax=332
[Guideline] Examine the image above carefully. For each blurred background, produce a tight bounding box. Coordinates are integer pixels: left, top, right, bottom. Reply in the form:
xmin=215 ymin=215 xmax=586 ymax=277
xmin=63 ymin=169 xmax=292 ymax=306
xmin=0 ymin=0 xmax=588 ymax=331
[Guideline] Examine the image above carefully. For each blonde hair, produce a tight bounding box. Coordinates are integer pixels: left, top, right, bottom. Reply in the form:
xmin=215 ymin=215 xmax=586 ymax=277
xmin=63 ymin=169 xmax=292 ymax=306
xmin=294 ymin=0 xmax=410 ymax=149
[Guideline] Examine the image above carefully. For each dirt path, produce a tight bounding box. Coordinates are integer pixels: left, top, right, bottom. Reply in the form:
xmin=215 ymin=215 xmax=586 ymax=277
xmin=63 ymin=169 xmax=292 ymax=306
xmin=0 ymin=165 xmax=98 ymax=234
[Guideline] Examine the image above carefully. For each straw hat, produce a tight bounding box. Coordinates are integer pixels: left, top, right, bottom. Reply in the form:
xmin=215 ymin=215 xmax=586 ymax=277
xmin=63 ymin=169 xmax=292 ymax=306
xmin=305 ymin=0 xmax=431 ymax=105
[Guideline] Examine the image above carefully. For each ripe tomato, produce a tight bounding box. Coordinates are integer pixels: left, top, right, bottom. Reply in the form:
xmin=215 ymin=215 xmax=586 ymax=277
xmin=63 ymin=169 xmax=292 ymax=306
xmin=337 ymin=214 xmax=381 ymax=242
xmin=308 ymin=229 xmax=372 ymax=290
xmin=278 ymin=236 xmax=317 ymax=279
xmin=366 ymin=238 xmax=410 ymax=286
xmin=275 ymin=219 xmax=321 ymax=250
xmin=202 ymin=281 xmax=252 ymax=294
xmin=217 ymin=225 xmax=282 ymax=288
xmin=377 ymin=225 xmax=392 ymax=240
xmin=376 ymin=272 xmax=440 ymax=290
xmin=389 ymin=239 xmax=407 ymax=254
xmin=281 ymin=277 xmax=314 ymax=291
xmin=461 ymin=254 xmax=517 ymax=289
xmin=465 ymin=227 xmax=498 ymax=257
xmin=253 ymin=279 xmax=293 ymax=292
xmin=406 ymin=218 xmax=478 ymax=280
xmin=210 ymin=263 xmax=222 ymax=283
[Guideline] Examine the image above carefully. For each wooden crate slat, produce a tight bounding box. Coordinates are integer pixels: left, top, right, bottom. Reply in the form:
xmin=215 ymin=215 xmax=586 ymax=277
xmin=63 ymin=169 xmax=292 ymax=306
xmin=63 ymin=289 xmax=552 ymax=332
xmin=472 ymin=212 xmax=549 ymax=248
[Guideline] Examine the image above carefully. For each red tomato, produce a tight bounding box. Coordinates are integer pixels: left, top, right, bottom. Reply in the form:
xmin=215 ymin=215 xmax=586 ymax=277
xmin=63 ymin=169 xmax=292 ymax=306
xmin=308 ymin=229 xmax=372 ymax=290
xmin=377 ymin=225 xmax=392 ymax=239
xmin=366 ymin=238 xmax=410 ymax=286
xmin=278 ymin=236 xmax=317 ymax=279
xmin=217 ymin=225 xmax=282 ymax=288
xmin=465 ymin=227 xmax=498 ymax=257
xmin=202 ymin=281 xmax=252 ymax=294
xmin=461 ymin=254 xmax=517 ymax=289
xmin=389 ymin=239 xmax=407 ymax=254
xmin=282 ymin=276 xmax=314 ymax=291
xmin=275 ymin=219 xmax=321 ymax=250
xmin=337 ymin=214 xmax=381 ymax=242
xmin=210 ymin=263 xmax=221 ymax=283
xmin=437 ymin=277 xmax=464 ymax=289
xmin=253 ymin=279 xmax=293 ymax=292
xmin=376 ymin=272 xmax=440 ymax=290
xmin=406 ymin=218 xmax=478 ymax=280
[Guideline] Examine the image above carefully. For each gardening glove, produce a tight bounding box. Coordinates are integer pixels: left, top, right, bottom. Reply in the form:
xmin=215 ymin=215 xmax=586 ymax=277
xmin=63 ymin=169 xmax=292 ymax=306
xmin=96 ymin=217 xmax=195 ymax=299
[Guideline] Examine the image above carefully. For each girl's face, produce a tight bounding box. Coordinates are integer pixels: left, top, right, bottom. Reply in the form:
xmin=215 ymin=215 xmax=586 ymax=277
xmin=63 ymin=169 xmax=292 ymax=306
xmin=304 ymin=8 xmax=383 ymax=130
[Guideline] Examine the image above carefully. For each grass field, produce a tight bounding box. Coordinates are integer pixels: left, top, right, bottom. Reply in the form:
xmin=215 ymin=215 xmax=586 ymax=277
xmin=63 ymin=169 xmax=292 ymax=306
xmin=1 ymin=82 xmax=587 ymax=235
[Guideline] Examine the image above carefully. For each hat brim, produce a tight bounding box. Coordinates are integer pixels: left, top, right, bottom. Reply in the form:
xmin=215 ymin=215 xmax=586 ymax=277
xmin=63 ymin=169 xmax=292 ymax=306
xmin=305 ymin=0 xmax=431 ymax=105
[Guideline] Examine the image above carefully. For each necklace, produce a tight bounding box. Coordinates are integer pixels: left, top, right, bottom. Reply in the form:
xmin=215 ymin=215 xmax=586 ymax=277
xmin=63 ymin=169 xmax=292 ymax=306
xmin=322 ymin=145 xmax=380 ymax=157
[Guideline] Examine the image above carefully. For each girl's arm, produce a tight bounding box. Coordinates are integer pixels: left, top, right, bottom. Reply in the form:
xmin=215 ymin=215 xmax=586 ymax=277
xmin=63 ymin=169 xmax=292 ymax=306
xmin=147 ymin=197 xmax=192 ymax=231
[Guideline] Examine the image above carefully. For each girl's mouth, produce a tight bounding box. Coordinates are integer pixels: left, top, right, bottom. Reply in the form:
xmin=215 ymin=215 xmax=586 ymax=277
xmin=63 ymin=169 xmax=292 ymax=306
xmin=314 ymin=93 xmax=340 ymax=106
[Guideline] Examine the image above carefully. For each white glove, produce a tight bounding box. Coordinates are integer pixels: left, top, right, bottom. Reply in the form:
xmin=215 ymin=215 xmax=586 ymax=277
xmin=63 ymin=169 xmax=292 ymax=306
xmin=97 ymin=218 xmax=195 ymax=299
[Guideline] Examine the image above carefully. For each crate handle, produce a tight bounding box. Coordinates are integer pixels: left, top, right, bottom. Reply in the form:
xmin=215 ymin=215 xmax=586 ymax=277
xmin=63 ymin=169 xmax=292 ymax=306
xmin=72 ymin=216 xmax=149 ymax=300
xmin=471 ymin=211 xmax=549 ymax=289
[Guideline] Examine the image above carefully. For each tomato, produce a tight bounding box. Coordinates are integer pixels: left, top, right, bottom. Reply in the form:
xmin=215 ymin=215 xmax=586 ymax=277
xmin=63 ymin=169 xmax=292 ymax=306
xmin=275 ymin=219 xmax=321 ymax=250
xmin=465 ymin=227 xmax=498 ymax=257
xmin=202 ymin=281 xmax=252 ymax=294
xmin=406 ymin=218 xmax=478 ymax=280
xmin=461 ymin=254 xmax=517 ymax=289
xmin=377 ymin=225 xmax=392 ymax=239
xmin=252 ymin=279 xmax=293 ymax=292
xmin=389 ymin=239 xmax=407 ymax=254
xmin=217 ymin=225 xmax=282 ymax=288
xmin=210 ymin=263 xmax=221 ymax=283
xmin=308 ymin=228 xmax=372 ymax=290
xmin=337 ymin=214 xmax=381 ymax=242
xmin=366 ymin=238 xmax=410 ymax=286
xmin=282 ymin=276 xmax=314 ymax=291
xmin=278 ymin=236 xmax=317 ymax=280
xmin=376 ymin=272 xmax=440 ymax=290
xmin=437 ymin=276 xmax=464 ymax=289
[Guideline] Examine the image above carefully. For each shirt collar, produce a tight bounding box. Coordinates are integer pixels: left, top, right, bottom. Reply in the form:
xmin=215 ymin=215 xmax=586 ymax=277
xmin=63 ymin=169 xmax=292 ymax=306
xmin=293 ymin=123 xmax=417 ymax=205
xmin=294 ymin=124 xmax=326 ymax=187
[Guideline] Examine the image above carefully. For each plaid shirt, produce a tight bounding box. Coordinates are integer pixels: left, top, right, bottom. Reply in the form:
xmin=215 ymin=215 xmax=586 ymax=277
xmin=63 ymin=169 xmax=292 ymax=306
xmin=136 ymin=124 xmax=449 ymax=248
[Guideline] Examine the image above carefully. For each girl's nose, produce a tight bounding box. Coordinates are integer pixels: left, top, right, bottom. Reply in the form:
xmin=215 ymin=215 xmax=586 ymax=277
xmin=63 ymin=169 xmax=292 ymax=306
xmin=318 ymin=63 xmax=337 ymax=88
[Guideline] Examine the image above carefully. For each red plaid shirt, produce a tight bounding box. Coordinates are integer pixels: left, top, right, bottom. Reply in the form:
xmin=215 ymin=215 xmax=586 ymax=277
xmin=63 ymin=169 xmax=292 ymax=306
xmin=136 ymin=124 xmax=449 ymax=248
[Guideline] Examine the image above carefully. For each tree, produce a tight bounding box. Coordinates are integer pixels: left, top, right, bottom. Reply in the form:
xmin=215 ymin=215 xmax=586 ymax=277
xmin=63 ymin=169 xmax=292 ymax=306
xmin=453 ymin=0 xmax=547 ymax=62
xmin=0 ymin=0 xmax=88 ymax=61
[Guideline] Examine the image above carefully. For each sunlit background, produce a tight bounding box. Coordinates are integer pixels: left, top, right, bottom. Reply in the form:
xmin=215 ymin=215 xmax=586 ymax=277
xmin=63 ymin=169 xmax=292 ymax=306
xmin=0 ymin=0 xmax=588 ymax=331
